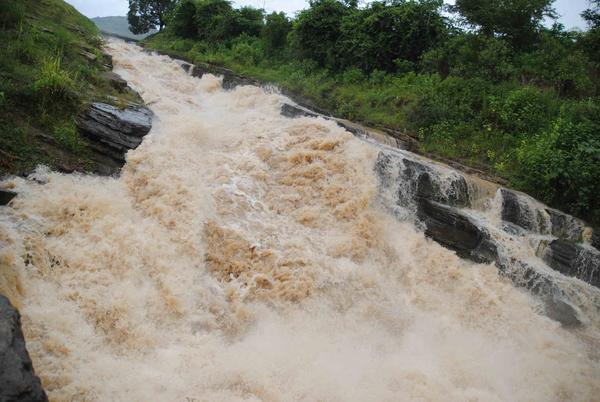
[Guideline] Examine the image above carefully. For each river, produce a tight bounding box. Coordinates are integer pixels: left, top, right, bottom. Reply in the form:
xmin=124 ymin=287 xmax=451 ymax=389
xmin=0 ymin=39 xmax=599 ymax=401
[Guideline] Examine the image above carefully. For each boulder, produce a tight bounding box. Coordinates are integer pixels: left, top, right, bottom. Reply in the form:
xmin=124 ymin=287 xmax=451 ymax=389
xmin=0 ymin=190 xmax=17 ymax=206
xmin=539 ymin=240 xmax=600 ymax=289
xmin=77 ymin=102 xmax=153 ymax=163
xmin=417 ymin=199 xmax=498 ymax=264
xmin=0 ymin=295 xmax=48 ymax=402
xmin=100 ymin=71 xmax=127 ymax=92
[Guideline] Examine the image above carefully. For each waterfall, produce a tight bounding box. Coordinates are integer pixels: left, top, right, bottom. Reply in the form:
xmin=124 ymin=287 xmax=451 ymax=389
xmin=0 ymin=39 xmax=599 ymax=402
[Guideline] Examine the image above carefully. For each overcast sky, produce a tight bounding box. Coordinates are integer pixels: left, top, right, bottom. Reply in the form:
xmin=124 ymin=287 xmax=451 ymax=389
xmin=66 ymin=0 xmax=591 ymax=30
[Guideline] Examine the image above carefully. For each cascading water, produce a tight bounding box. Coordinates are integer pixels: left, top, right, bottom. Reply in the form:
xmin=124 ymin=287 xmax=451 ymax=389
xmin=1 ymin=39 xmax=599 ymax=402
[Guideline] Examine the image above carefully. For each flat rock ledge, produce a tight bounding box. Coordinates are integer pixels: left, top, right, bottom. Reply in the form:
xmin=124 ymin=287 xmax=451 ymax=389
xmin=0 ymin=295 xmax=48 ymax=402
xmin=77 ymin=102 xmax=153 ymax=174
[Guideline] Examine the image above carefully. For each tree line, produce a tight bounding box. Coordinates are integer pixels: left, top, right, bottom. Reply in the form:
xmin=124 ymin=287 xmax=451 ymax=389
xmin=133 ymin=0 xmax=600 ymax=225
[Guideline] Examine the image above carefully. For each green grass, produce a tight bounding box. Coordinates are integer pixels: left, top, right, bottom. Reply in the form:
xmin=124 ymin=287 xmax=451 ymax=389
xmin=0 ymin=0 xmax=140 ymax=176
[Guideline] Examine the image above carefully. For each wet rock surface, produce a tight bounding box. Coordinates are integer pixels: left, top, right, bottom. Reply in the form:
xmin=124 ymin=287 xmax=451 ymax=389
xmin=539 ymin=240 xmax=600 ymax=288
xmin=375 ymin=151 xmax=471 ymax=209
xmin=77 ymin=102 xmax=153 ymax=172
xmin=189 ymin=62 xmax=261 ymax=89
xmin=373 ymin=147 xmax=597 ymax=326
xmin=280 ymin=103 xmax=320 ymax=119
xmin=0 ymin=296 xmax=48 ymax=402
xmin=417 ymin=199 xmax=498 ymax=264
xmin=500 ymin=189 xmax=546 ymax=233
xmin=0 ymin=190 xmax=17 ymax=206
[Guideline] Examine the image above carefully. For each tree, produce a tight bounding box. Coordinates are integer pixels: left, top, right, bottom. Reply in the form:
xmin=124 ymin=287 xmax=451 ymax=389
xmin=292 ymin=0 xmax=352 ymax=68
xmin=231 ymin=6 xmax=265 ymax=38
xmin=582 ymin=0 xmax=600 ymax=28
xmin=171 ymin=0 xmax=197 ymax=38
xmin=262 ymin=12 xmax=292 ymax=54
xmin=194 ymin=0 xmax=235 ymax=42
xmin=452 ymin=0 xmax=556 ymax=48
xmin=580 ymin=0 xmax=600 ymax=65
xmin=337 ymin=0 xmax=447 ymax=73
xmin=128 ymin=0 xmax=177 ymax=34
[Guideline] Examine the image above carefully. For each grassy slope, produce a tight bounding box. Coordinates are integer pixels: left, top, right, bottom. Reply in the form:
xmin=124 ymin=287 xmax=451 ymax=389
xmin=92 ymin=16 xmax=156 ymax=41
xmin=0 ymin=0 xmax=138 ymax=176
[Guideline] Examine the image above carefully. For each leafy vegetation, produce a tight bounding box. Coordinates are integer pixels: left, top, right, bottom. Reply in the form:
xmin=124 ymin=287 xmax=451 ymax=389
xmin=128 ymin=0 xmax=177 ymax=33
xmin=0 ymin=0 xmax=138 ymax=175
xmin=144 ymin=0 xmax=600 ymax=224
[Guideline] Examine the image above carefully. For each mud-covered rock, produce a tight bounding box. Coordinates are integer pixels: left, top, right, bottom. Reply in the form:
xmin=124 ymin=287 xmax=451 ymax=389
xmin=0 ymin=295 xmax=48 ymax=402
xmin=0 ymin=190 xmax=17 ymax=206
xmin=538 ymin=240 xmax=600 ymax=289
xmin=77 ymin=102 xmax=153 ymax=167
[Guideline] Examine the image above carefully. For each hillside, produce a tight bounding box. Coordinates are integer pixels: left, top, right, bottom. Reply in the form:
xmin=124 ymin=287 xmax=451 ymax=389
xmin=0 ymin=0 xmax=140 ymax=176
xmin=92 ymin=16 xmax=156 ymax=41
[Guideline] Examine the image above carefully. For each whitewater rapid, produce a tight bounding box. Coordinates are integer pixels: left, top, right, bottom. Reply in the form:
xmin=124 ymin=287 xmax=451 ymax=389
xmin=1 ymin=39 xmax=599 ymax=401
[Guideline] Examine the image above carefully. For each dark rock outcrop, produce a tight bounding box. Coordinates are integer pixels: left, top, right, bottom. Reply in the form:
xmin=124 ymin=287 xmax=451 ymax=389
xmin=592 ymin=230 xmax=600 ymax=250
xmin=189 ymin=63 xmax=261 ymax=90
xmin=500 ymin=189 xmax=590 ymax=245
xmin=0 ymin=190 xmax=17 ymax=206
xmin=0 ymin=295 xmax=48 ymax=402
xmin=417 ymin=199 xmax=498 ymax=264
xmin=500 ymin=189 xmax=547 ymax=233
xmin=546 ymin=208 xmax=586 ymax=242
xmin=375 ymin=151 xmax=471 ymax=209
xmin=403 ymin=159 xmax=470 ymax=208
xmin=77 ymin=102 xmax=153 ymax=170
xmin=281 ymin=103 xmax=319 ymax=119
xmin=508 ymin=261 xmax=582 ymax=327
xmin=539 ymin=240 xmax=600 ymax=288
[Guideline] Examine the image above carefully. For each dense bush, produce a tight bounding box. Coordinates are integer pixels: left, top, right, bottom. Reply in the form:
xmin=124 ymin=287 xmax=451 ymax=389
xmin=337 ymin=0 xmax=446 ymax=72
xmin=513 ymin=100 xmax=600 ymax=223
xmin=262 ymin=12 xmax=291 ymax=55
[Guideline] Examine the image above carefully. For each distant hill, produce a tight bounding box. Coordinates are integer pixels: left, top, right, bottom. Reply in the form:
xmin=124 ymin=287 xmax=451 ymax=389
xmin=92 ymin=16 xmax=157 ymax=41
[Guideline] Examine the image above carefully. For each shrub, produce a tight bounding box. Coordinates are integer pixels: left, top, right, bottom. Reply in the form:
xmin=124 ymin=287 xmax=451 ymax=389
xmin=512 ymin=100 xmax=600 ymax=223
xmin=53 ymin=119 xmax=83 ymax=152
xmin=34 ymin=56 xmax=77 ymax=100
xmin=231 ymin=39 xmax=263 ymax=65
